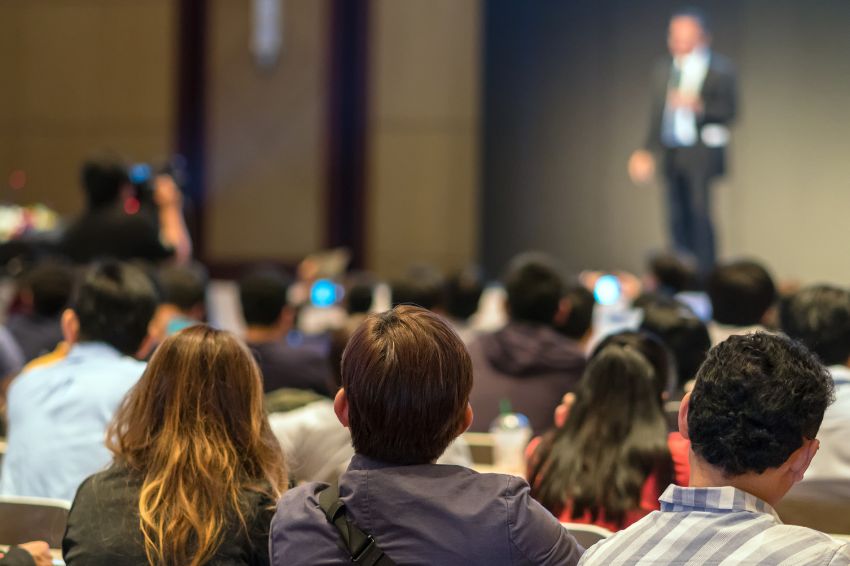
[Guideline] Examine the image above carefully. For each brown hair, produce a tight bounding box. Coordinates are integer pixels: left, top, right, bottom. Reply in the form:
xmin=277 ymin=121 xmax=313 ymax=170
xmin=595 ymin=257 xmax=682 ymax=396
xmin=107 ymin=325 xmax=287 ymax=566
xmin=342 ymin=305 xmax=473 ymax=464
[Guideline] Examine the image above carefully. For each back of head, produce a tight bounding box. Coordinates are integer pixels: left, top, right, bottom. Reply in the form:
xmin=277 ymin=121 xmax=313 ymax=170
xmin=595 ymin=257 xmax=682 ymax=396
xmin=391 ymin=265 xmax=444 ymax=311
xmin=648 ymin=252 xmax=697 ymax=295
xmin=557 ymin=284 xmax=595 ymax=341
xmin=158 ymin=262 xmax=209 ymax=313
xmin=780 ymin=285 xmax=850 ymax=367
xmin=444 ymin=268 xmax=484 ymax=321
xmin=708 ymin=260 xmax=776 ymax=326
xmin=504 ymin=252 xmax=564 ymax=325
xmin=108 ymin=325 xmax=287 ymax=566
xmin=73 ymin=261 xmax=158 ymax=355
xmin=22 ymin=261 xmax=75 ymax=318
xmin=80 ymin=155 xmax=129 ymax=209
xmin=342 ymin=305 xmax=472 ymax=465
xmin=238 ymin=267 xmax=291 ymax=327
xmin=592 ymin=330 xmax=672 ymax=402
xmin=688 ymin=333 xmax=833 ymax=477
xmin=345 ymin=282 xmax=374 ymax=315
xmin=531 ymin=344 xmax=670 ymax=525
xmin=639 ymin=296 xmax=711 ymax=388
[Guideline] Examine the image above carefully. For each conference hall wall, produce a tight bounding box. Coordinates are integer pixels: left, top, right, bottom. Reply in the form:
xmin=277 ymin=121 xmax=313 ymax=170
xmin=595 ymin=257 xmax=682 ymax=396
xmin=481 ymin=0 xmax=850 ymax=284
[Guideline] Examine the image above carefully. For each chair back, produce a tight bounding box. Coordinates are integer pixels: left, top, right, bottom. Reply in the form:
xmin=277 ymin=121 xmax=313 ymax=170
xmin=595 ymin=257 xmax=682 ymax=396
xmin=0 ymin=496 xmax=70 ymax=549
xmin=561 ymin=522 xmax=613 ymax=549
xmin=777 ymin=494 xmax=850 ymax=535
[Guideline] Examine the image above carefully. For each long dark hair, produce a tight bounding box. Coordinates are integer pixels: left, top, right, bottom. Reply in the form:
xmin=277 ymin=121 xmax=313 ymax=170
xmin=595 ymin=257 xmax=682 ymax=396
xmin=529 ymin=344 xmax=672 ymax=526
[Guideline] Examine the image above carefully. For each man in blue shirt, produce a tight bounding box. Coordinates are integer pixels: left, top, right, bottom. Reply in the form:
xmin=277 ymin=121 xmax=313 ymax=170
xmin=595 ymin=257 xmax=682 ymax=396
xmin=1 ymin=261 xmax=158 ymax=502
xmin=579 ymin=333 xmax=849 ymax=565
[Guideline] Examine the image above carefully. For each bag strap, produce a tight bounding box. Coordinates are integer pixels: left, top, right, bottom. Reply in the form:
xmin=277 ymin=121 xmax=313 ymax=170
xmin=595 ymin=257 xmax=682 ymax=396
xmin=318 ymin=482 xmax=397 ymax=566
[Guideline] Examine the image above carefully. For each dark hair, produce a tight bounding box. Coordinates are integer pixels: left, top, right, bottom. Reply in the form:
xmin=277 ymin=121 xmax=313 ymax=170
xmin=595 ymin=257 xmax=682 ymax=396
xmin=780 ymin=285 xmax=850 ymax=367
xmin=81 ymin=155 xmax=129 ymax=209
xmin=73 ymin=261 xmax=158 ymax=355
xmin=648 ymin=252 xmax=696 ymax=296
xmin=708 ymin=260 xmax=776 ymax=326
xmin=504 ymin=252 xmax=564 ymax=325
xmin=345 ymin=282 xmax=373 ymax=315
xmin=158 ymin=263 xmax=209 ymax=312
xmin=557 ymin=284 xmax=595 ymax=340
xmin=688 ymin=332 xmax=833 ymax=476
xmin=22 ymin=261 xmax=75 ymax=317
xmin=341 ymin=305 xmax=472 ymax=465
xmin=592 ymin=330 xmax=672 ymax=403
xmin=671 ymin=6 xmax=710 ymax=33
xmin=444 ymin=269 xmax=484 ymax=321
xmin=391 ymin=266 xmax=444 ymax=311
xmin=530 ymin=345 xmax=672 ymax=526
xmin=238 ymin=267 xmax=291 ymax=327
xmin=639 ymin=296 xmax=711 ymax=388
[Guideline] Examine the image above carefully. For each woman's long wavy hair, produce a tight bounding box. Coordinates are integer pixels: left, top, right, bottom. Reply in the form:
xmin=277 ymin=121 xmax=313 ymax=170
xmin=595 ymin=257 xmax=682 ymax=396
xmin=529 ymin=344 xmax=672 ymax=527
xmin=106 ymin=325 xmax=288 ymax=566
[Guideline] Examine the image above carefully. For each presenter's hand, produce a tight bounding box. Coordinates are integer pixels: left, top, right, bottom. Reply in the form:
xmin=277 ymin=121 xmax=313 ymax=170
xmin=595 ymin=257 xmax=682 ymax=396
xmin=628 ymin=150 xmax=656 ymax=185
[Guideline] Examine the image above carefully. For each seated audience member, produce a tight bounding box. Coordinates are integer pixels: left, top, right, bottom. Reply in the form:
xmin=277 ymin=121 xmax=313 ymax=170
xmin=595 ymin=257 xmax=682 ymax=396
xmin=643 ymin=252 xmax=697 ymax=297
xmin=269 ymin=326 xmax=472 ymax=484
xmin=61 ymin=155 xmax=191 ymax=264
xmin=0 ymin=542 xmax=51 ymax=566
xmin=340 ymin=277 xmax=374 ymax=334
xmin=63 ymin=326 xmax=288 ymax=565
xmin=390 ymin=265 xmax=445 ymax=311
xmin=240 ymin=267 xmax=332 ymax=396
xmin=579 ymin=333 xmax=849 ymax=565
xmin=468 ymin=253 xmax=585 ymax=434
xmin=444 ymin=268 xmax=485 ymax=343
xmin=529 ymin=344 xmax=674 ymax=531
xmin=555 ymin=284 xmax=595 ymax=349
xmin=1 ymin=261 xmax=157 ymax=501
xmin=781 ymin=286 xmax=850 ymax=501
xmin=270 ymin=306 xmax=583 ymax=565
xmin=149 ymin=262 xmax=208 ymax=341
xmin=638 ymin=295 xmax=711 ymax=396
xmin=706 ymin=259 xmax=776 ymax=345
xmin=7 ymin=261 xmax=73 ymax=362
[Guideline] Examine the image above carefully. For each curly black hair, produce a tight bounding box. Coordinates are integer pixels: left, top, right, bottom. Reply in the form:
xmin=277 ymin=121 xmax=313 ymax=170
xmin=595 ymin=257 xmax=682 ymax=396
xmin=688 ymin=332 xmax=834 ymax=476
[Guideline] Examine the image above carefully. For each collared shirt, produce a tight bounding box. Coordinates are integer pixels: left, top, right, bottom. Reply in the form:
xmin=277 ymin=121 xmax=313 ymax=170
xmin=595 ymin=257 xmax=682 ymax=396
xmin=662 ymin=47 xmax=710 ymax=147
xmin=1 ymin=342 xmax=145 ymax=502
xmin=579 ymin=485 xmax=850 ymax=565
xmin=790 ymin=365 xmax=850 ymax=500
xmin=270 ymin=454 xmax=583 ymax=565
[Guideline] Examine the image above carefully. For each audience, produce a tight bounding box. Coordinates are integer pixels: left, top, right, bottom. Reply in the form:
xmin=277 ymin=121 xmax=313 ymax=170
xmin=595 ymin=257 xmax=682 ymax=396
xmin=0 ymin=543 xmax=51 ymax=566
xmin=63 ymin=326 xmax=288 ymax=565
xmin=781 ymin=285 xmax=850 ymax=501
xmin=444 ymin=267 xmax=485 ymax=343
xmin=579 ymin=333 xmax=849 ymax=564
xmin=239 ymin=267 xmax=332 ymax=396
xmin=468 ymin=253 xmax=586 ymax=433
xmin=706 ymin=259 xmax=776 ymax=345
xmin=149 ymin=262 xmax=208 ymax=341
xmin=269 ymin=305 xmax=583 ymax=565
xmin=529 ymin=343 xmax=674 ymax=531
xmin=0 ymin=261 xmax=157 ymax=501
xmin=555 ymin=284 xmax=596 ymax=349
xmin=7 ymin=261 xmax=74 ymax=362
xmin=61 ymin=155 xmax=191 ymax=265
xmin=643 ymin=252 xmax=697 ymax=297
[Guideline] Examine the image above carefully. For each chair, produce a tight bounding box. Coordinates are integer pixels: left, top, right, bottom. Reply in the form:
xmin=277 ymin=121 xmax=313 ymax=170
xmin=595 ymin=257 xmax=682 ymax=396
xmin=462 ymin=432 xmax=495 ymax=466
xmin=561 ymin=522 xmax=613 ymax=549
xmin=776 ymin=495 xmax=850 ymax=535
xmin=0 ymin=496 xmax=70 ymax=549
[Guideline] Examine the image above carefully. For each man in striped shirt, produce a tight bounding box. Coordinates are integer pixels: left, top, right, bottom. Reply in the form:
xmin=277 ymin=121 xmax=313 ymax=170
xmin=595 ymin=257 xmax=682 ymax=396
xmin=580 ymin=332 xmax=850 ymax=565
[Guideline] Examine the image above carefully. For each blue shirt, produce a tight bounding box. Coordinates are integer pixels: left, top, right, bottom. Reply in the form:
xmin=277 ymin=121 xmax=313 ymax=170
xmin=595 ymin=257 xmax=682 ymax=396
xmin=270 ymin=454 xmax=583 ymax=565
xmin=579 ymin=485 xmax=850 ymax=565
xmin=1 ymin=342 xmax=145 ymax=502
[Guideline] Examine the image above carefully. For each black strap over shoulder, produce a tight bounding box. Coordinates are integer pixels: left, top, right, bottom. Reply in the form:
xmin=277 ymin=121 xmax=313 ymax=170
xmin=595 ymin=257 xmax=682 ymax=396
xmin=318 ymin=483 xmax=397 ymax=566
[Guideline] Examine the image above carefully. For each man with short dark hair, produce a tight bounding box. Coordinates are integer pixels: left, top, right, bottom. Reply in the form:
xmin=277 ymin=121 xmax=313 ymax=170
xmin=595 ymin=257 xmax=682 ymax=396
xmin=781 ymin=285 xmax=850 ymax=502
xmin=1 ymin=261 xmax=158 ymax=501
xmin=556 ymin=284 xmax=595 ymax=347
xmin=239 ymin=267 xmax=332 ymax=396
xmin=270 ymin=306 xmax=583 ymax=565
xmin=579 ymin=333 xmax=848 ymax=565
xmin=707 ymin=259 xmax=776 ymax=345
xmin=149 ymin=262 xmax=208 ymax=341
xmin=468 ymin=253 xmax=585 ymax=433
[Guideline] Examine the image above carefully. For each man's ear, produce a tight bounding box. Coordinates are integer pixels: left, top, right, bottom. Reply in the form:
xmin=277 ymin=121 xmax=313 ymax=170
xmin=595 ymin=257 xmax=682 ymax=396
xmin=788 ymin=439 xmax=819 ymax=483
xmin=61 ymin=309 xmax=80 ymax=345
xmin=678 ymin=392 xmax=691 ymax=440
xmin=334 ymin=388 xmax=350 ymax=428
xmin=553 ymin=297 xmax=572 ymax=327
xmin=458 ymin=403 xmax=474 ymax=436
xmin=279 ymin=305 xmax=296 ymax=331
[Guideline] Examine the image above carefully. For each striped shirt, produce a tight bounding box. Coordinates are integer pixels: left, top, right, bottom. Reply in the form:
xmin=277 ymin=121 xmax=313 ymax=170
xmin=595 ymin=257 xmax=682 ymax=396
xmin=578 ymin=485 xmax=850 ymax=565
